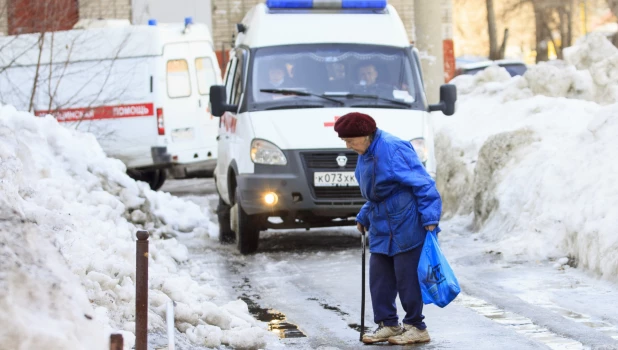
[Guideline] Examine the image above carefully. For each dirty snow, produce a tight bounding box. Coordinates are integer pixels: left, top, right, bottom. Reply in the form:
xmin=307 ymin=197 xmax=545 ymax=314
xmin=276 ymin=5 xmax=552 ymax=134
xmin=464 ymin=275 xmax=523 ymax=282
xmin=434 ymin=33 xmax=618 ymax=279
xmin=0 ymin=104 xmax=274 ymax=349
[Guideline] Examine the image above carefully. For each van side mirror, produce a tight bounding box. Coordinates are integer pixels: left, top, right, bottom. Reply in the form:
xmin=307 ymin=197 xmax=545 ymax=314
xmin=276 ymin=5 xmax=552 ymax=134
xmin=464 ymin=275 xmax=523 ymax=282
xmin=428 ymin=84 xmax=457 ymax=116
xmin=209 ymin=85 xmax=238 ymax=117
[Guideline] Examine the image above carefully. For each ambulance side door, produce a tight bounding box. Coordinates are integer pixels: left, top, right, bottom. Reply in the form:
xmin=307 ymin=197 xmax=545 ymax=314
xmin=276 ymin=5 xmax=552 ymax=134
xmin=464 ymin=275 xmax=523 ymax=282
xmin=216 ymin=54 xmax=238 ymax=203
xmin=226 ymin=48 xmax=248 ymax=177
xmin=193 ymin=53 xmax=220 ymax=163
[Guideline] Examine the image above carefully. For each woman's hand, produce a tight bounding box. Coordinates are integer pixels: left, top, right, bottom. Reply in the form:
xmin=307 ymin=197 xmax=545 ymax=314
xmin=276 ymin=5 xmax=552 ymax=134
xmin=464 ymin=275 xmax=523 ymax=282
xmin=357 ymin=222 xmax=366 ymax=234
xmin=425 ymin=225 xmax=437 ymax=232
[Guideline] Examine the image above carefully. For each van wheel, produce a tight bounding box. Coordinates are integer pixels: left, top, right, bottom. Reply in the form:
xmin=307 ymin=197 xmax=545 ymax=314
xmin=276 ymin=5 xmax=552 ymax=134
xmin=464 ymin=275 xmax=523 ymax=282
xmin=127 ymin=169 xmax=166 ymax=191
xmin=149 ymin=170 xmax=167 ymax=190
xmin=230 ymin=189 xmax=260 ymax=255
xmin=217 ymin=196 xmax=235 ymax=243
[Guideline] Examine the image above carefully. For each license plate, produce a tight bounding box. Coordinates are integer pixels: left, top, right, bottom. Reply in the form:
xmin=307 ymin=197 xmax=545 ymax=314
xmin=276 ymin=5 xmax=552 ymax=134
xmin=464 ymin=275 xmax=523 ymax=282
xmin=313 ymin=172 xmax=358 ymax=187
xmin=171 ymin=128 xmax=194 ymax=141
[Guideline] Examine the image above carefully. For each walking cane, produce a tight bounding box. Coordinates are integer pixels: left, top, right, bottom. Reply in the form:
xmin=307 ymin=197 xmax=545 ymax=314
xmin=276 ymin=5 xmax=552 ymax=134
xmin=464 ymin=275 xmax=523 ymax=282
xmin=360 ymin=230 xmax=366 ymax=341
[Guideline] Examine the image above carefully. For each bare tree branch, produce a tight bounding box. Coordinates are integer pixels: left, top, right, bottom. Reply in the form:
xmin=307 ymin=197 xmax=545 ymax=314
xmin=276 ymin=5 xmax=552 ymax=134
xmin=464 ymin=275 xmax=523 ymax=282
xmin=28 ymin=32 xmax=45 ymax=112
xmin=48 ymin=33 xmax=77 ymax=111
xmin=0 ymin=38 xmax=41 ymax=75
xmin=502 ymin=0 xmax=532 ymax=20
xmin=47 ymin=31 xmax=55 ymax=110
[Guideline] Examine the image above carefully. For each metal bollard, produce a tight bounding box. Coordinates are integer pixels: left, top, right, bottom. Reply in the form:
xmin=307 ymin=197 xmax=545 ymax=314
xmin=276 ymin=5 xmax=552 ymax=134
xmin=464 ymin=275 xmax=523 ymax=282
xmin=136 ymin=230 xmax=150 ymax=350
xmin=109 ymin=333 xmax=123 ymax=350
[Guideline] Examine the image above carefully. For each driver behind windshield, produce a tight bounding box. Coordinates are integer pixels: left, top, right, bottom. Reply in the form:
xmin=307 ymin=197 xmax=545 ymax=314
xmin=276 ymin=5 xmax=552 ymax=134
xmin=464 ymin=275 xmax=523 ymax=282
xmin=358 ymin=62 xmax=379 ymax=87
xmin=355 ymin=62 xmax=408 ymax=96
xmin=259 ymin=60 xmax=293 ymax=100
xmin=266 ymin=62 xmax=289 ymax=89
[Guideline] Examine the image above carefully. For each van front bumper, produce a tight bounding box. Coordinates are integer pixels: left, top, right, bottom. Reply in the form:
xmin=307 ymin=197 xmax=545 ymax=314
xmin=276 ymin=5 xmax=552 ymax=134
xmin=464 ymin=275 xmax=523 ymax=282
xmin=235 ymin=149 xmax=365 ymax=227
xmin=237 ymin=174 xmax=365 ymax=215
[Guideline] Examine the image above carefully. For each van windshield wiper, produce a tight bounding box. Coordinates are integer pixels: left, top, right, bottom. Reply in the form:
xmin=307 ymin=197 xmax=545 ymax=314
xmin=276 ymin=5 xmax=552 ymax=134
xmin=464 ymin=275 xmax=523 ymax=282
xmin=260 ymin=88 xmax=345 ymax=106
xmin=323 ymin=92 xmax=412 ymax=108
xmin=264 ymin=103 xmax=325 ymax=111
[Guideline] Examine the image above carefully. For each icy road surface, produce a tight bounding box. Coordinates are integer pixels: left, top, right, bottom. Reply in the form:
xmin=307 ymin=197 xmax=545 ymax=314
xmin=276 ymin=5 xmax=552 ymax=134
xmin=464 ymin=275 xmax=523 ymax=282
xmin=162 ymin=179 xmax=618 ymax=350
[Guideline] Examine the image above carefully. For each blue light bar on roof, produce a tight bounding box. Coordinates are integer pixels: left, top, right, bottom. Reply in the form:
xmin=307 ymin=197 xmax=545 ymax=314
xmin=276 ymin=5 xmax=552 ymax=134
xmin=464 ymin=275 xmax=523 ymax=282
xmin=266 ymin=0 xmax=312 ymax=8
xmin=266 ymin=0 xmax=387 ymax=9
xmin=342 ymin=0 xmax=387 ymax=8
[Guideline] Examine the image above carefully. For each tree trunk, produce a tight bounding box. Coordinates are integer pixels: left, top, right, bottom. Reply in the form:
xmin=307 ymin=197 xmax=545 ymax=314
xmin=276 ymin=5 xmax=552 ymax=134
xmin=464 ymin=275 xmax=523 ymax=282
xmin=556 ymin=2 xmax=574 ymax=54
xmin=498 ymin=28 xmax=509 ymax=59
xmin=607 ymin=0 xmax=618 ymax=17
xmin=533 ymin=3 xmax=550 ymax=62
xmin=486 ymin=0 xmax=499 ymax=60
xmin=607 ymin=0 xmax=618 ymax=47
xmin=567 ymin=0 xmax=574 ymax=48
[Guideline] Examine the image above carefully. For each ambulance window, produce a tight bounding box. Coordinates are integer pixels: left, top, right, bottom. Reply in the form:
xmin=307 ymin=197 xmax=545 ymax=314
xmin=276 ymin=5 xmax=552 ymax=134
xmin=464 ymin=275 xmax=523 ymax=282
xmin=225 ymin=58 xmax=238 ymax=104
xmin=196 ymin=57 xmax=217 ymax=95
xmin=231 ymin=67 xmax=243 ymax=105
xmin=166 ymin=59 xmax=192 ymax=98
xmin=231 ymin=52 xmax=245 ymax=105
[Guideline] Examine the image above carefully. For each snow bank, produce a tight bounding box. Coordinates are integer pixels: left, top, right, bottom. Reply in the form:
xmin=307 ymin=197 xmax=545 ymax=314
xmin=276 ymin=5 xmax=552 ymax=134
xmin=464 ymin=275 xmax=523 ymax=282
xmin=436 ymin=33 xmax=618 ymax=279
xmin=453 ymin=33 xmax=618 ymax=105
xmin=0 ymin=104 xmax=274 ymax=349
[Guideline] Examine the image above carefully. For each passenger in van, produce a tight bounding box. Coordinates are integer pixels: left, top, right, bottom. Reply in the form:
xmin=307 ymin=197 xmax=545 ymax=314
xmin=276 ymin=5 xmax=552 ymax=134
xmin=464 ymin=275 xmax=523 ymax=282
xmin=357 ymin=62 xmax=380 ymax=87
xmin=267 ymin=62 xmax=288 ymax=88
xmin=259 ymin=61 xmax=294 ymax=100
xmin=355 ymin=62 xmax=400 ymax=93
xmin=327 ymin=62 xmax=348 ymax=91
xmin=334 ymin=112 xmax=441 ymax=345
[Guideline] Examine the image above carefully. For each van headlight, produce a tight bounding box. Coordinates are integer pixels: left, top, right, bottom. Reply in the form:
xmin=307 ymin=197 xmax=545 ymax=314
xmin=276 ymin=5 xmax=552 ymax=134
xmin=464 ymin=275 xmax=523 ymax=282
xmin=410 ymin=138 xmax=428 ymax=164
xmin=250 ymin=139 xmax=287 ymax=165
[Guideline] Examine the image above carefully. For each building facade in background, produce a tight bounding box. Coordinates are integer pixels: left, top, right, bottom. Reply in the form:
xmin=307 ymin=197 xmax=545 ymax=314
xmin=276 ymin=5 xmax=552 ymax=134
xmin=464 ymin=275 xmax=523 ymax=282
xmin=0 ymin=0 xmax=131 ymax=35
xmin=0 ymin=0 xmax=453 ymax=80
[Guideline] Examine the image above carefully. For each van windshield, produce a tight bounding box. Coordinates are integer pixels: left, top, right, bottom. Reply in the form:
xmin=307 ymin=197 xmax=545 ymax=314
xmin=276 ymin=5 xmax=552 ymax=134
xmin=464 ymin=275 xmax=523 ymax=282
xmin=248 ymin=44 xmax=421 ymax=109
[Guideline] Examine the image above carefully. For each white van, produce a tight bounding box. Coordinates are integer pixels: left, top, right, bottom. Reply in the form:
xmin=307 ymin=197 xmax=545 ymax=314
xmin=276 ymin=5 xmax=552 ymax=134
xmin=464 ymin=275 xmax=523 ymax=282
xmin=209 ymin=0 xmax=456 ymax=254
xmin=0 ymin=18 xmax=222 ymax=190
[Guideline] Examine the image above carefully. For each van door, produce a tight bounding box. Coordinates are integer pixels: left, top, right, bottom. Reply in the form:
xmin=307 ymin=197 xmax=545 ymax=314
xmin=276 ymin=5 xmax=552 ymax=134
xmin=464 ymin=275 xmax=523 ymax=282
xmin=162 ymin=43 xmax=199 ymax=163
xmin=215 ymin=55 xmax=238 ymax=202
xmin=226 ymin=49 xmax=248 ymax=180
xmin=193 ymin=51 xmax=220 ymax=163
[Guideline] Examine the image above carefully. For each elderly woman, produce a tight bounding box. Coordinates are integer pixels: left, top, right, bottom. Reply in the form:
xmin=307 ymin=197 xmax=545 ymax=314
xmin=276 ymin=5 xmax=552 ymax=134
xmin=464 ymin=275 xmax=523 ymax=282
xmin=334 ymin=112 xmax=442 ymax=345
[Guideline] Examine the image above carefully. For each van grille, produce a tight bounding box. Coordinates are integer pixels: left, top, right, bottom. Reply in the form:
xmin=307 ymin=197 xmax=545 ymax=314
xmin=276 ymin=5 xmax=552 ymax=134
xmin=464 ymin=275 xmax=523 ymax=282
xmin=302 ymin=152 xmax=358 ymax=169
xmin=301 ymin=151 xmax=363 ymax=200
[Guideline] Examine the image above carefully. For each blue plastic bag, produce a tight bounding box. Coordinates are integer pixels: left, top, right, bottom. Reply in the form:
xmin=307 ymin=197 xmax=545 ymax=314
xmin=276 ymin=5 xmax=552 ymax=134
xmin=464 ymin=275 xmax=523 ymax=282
xmin=418 ymin=230 xmax=460 ymax=308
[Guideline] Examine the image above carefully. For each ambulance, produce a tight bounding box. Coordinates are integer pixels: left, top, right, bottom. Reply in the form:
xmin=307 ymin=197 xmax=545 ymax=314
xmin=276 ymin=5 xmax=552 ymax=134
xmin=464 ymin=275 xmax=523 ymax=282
xmin=0 ymin=18 xmax=222 ymax=190
xmin=209 ymin=0 xmax=456 ymax=254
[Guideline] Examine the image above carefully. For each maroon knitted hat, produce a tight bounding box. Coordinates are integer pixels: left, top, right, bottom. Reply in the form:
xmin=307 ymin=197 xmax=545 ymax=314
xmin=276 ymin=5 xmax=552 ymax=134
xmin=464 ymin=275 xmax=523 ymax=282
xmin=334 ymin=112 xmax=377 ymax=138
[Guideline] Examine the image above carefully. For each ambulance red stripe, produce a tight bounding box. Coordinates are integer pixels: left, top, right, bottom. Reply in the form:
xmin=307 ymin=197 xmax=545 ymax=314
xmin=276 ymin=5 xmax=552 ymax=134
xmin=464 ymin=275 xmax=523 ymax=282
xmin=35 ymin=103 xmax=155 ymax=123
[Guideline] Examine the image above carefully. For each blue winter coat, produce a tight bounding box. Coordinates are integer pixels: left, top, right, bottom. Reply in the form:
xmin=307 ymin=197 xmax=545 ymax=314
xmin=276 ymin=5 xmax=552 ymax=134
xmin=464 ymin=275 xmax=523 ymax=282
xmin=355 ymin=129 xmax=442 ymax=256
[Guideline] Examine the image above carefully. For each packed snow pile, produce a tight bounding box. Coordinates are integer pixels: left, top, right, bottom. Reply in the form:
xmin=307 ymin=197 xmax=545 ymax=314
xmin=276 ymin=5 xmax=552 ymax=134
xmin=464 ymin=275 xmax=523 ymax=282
xmin=0 ymin=104 xmax=274 ymax=349
xmin=435 ymin=33 xmax=618 ymax=279
xmin=454 ymin=32 xmax=618 ymax=105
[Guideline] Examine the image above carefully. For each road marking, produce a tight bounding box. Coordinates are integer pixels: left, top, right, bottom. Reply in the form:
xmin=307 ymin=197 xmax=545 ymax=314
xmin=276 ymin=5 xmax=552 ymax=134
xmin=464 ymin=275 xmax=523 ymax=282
xmin=455 ymin=294 xmax=584 ymax=349
xmin=516 ymin=294 xmax=618 ymax=341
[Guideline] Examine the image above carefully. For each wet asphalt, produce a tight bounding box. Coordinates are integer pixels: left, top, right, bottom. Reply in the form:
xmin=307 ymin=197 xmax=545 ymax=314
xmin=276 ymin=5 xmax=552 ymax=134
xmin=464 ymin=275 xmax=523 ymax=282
xmin=161 ymin=178 xmax=618 ymax=350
